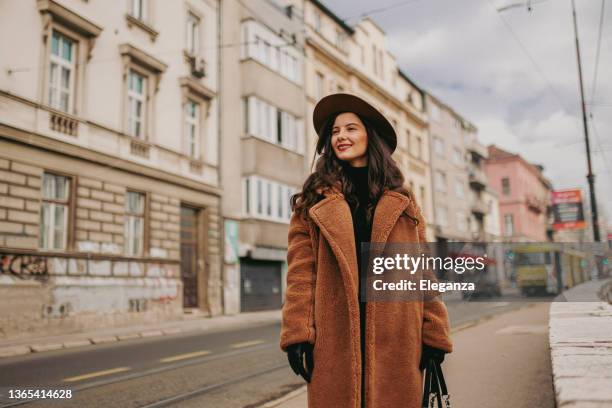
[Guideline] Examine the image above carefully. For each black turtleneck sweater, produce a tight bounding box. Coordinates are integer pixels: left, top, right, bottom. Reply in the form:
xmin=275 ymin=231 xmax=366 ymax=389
xmin=344 ymin=163 xmax=373 ymax=408
xmin=344 ymin=164 xmax=372 ymax=294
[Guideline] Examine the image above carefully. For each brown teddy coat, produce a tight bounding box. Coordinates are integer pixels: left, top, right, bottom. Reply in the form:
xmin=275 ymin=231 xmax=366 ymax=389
xmin=280 ymin=185 xmax=453 ymax=408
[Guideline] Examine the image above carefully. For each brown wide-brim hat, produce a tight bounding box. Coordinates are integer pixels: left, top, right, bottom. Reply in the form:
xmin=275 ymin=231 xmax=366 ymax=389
xmin=313 ymin=93 xmax=397 ymax=154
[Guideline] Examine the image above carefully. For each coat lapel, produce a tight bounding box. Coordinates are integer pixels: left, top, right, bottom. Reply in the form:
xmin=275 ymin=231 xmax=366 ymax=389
xmin=308 ymin=188 xmax=412 ymax=295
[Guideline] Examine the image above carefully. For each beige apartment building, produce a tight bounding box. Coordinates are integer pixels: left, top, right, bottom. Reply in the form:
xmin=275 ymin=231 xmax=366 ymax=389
xmin=220 ymin=0 xmax=306 ymax=312
xmin=425 ymin=94 xmax=473 ymax=243
xmin=464 ymin=123 xmax=489 ymax=241
xmin=295 ymin=0 xmax=435 ymax=238
xmin=0 ymin=0 xmax=222 ymax=338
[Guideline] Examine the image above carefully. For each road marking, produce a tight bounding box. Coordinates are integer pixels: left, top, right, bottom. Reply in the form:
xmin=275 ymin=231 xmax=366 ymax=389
xmin=230 ymin=340 xmax=265 ymax=349
xmin=63 ymin=367 xmax=131 ymax=382
xmin=159 ymin=350 xmax=212 ymax=363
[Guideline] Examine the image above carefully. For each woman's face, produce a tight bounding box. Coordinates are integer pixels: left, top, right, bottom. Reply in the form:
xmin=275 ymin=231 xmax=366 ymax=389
xmin=331 ymin=112 xmax=368 ymax=167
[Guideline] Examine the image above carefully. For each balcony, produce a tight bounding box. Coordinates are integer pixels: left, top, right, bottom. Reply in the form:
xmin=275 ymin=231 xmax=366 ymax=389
xmin=526 ymin=195 xmax=546 ymax=214
xmin=469 ymin=168 xmax=487 ymax=190
xmin=471 ymin=197 xmax=488 ymax=217
xmin=50 ymin=110 xmax=78 ymax=136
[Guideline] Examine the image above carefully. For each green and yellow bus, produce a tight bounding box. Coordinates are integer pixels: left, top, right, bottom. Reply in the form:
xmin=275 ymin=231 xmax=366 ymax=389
xmin=513 ymin=244 xmax=588 ymax=296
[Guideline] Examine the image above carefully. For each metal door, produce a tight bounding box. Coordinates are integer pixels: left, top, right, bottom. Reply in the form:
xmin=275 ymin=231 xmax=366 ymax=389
xmin=240 ymin=260 xmax=282 ymax=312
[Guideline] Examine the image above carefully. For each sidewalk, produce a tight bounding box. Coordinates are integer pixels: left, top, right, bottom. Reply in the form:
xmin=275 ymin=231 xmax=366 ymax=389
xmin=260 ymin=300 xmax=554 ymax=408
xmin=549 ymin=278 xmax=612 ymax=407
xmin=0 ymin=309 xmax=281 ymax=359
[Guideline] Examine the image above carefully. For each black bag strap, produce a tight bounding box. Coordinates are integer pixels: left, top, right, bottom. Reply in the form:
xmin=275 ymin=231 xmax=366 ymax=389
xmin=422 ymin=358 xmax=442 ymax=408
xmin=422 ymin=358 xmax=451 ymax=408
xmin=432 ymin=360 xmax=450 ymax=408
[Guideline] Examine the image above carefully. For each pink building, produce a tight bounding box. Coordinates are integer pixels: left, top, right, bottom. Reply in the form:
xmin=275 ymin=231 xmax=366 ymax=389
xmin=484 ymin=145 xmax=553 ymax=242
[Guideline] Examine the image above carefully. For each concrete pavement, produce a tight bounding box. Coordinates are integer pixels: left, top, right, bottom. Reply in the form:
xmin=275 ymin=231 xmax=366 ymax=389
xmin=549 ymin=278 xmax=612 ymax=407
xmin=261 ymin=301 xmax=554 ymax=408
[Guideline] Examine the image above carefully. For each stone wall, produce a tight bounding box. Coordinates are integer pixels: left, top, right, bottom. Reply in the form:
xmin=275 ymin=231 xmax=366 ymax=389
xmin=0 ymin=158 xmax=42 ymax=249
xmin=0 ymin=154 xmax=221 ymax=339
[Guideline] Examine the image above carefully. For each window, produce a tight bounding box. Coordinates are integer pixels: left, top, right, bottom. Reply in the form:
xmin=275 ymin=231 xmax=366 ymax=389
xmin=243 ymin=176 xmax=295 ymax=222
xmin=430 ymin=103 xmax=441 ymax=122
xmin=277 ymin=184 xmax=283 ymax=218
xmin=456 ymin=211 xmax=467 ymax=232
xmin=120 ymin=44 xmax=166 ymax=141
xmin=245 ymin=96 xmax=302 ymax=153
xmin=314 ymin=12 xmax=322 ymax=32
xmin=40 ymin=173 xmax=70 ymax=250
xmin=266 ymin=181 xmax=272 ymax=216
xmin=420 ymin=186 xmax=426 ymax=217
xmin=453 ymin=147 xmax=462 ymax=165
xmin=434 ymin=136 xmax=445 ymax=156
xmin=437 ymin=205 xmax=448 ymax=227
xmin=185 ymin=99 xmax=200 ymax=159
xmin=502 ymin=177 xmax=511 ymax=195
xmin=48 ymin=31 xmax=75 ymax=112
xmin=401 ymin=129 xmax=410 ymax=150
xmin=454 ymin=179 xmax=465 ymax=198
xmin=435 ymin=171 xmax=446 ymax=192
xmin=315 ymin=72 xmax=324 ymax=100
xmin=130 ymin=0 xmax=147 ymax=21
xmin=128 ymin=70 xmax=146 ymax=138
xmin=125 ymin=191 xmax=145 ymax=256
xmin=186 ymin=11 xmax=200 ymax=56
xmin=244 ymin=178 xmax=250 ymax=214
xmin=372 ymin=44 xmax=378 ymax=75
xmin=335 ymin=29 xmax=344 ymax=48
xmin=504 ymin=214 xmax=514 ymax=237
xmin=415 ymin=136 xmax=422 ymax=158
xmin=256 ymin=178 xmax=263 ymax=214
xmin=242 ymin=20 xmax=300 ymax=84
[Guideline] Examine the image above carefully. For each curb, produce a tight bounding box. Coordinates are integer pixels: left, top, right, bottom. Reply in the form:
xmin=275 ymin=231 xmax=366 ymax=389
xmin=259 ymin=386 xmax=307 ymax=408
xmin=0 ymin=313 xmax=282 ymax=360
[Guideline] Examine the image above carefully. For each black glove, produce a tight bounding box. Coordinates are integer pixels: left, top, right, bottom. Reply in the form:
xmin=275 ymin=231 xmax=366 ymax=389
xmin=419 ymin=344 xmax=446 ymax=371
xmin=286 ymin=342 xmax=314 ymax=383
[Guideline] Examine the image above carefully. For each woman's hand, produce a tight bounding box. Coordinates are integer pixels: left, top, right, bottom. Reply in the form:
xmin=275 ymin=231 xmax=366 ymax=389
xmin=419 ymin=343 xmax=446 ymax=371
xmin=286 ymin=342 xmax=314 ymax=382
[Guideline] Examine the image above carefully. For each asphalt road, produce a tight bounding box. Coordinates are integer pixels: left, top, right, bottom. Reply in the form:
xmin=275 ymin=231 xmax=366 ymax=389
xmin=0 ymin=295 xmax=547 ymax=407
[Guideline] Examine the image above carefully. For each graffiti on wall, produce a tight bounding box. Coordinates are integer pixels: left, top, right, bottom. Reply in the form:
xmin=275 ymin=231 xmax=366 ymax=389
xmin=0 ymin=254 xmax=49 ymax=281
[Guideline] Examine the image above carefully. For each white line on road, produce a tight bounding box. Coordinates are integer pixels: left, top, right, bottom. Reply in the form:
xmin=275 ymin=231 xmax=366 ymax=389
xmin=230 ymin=340 xmax=265 ymax=349
xmin=159 ymin=350 xmax=212 ymax=363
xmin=63 ymin=367 xmax=131 ymax=382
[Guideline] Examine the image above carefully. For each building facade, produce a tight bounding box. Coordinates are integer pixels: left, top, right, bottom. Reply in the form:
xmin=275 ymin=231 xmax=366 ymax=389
xmin=0 ymin=0 xmax=222 ymax=338
xmin=220 ymin=0 xmax=306 ymax=312
xmin=425 ymin=94 xmax=472 ymax=243
xmin=484 ymin=145 xmax=552 ymax=242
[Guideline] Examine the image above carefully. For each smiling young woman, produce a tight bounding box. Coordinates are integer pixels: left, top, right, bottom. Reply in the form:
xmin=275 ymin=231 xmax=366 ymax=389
xmin=280 ymin=93 xmax=453 ymax=408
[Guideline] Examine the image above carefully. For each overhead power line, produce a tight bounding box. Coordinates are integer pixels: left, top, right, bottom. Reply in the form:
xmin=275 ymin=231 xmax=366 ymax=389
xmin=589 ymin=0 xmax=606 ymax=104
xmin=342 ymin=0 xmax=421 ymax=22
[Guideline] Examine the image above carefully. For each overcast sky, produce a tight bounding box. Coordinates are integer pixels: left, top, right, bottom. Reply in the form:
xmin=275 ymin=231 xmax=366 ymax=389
xmin=325 ymin=0 xmax=611 ymax=231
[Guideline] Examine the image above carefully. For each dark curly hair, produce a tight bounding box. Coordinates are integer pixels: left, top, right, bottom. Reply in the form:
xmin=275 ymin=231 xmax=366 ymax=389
xmin=290 ymin=111 xmax=419 ymax=226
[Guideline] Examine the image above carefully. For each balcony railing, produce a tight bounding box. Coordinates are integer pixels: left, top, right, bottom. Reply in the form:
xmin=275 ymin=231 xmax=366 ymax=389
xmin=50 ymin=110 xmax=78 ymax=136
xmin=469 ymin=168 xmax=487 ymax=190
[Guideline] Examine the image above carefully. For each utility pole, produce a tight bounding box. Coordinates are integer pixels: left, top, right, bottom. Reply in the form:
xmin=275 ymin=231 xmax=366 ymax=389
xmin=496 ymin=0 xmax=602 ymax=242
xmin=571 ymin=0 xmax=600 ymax=242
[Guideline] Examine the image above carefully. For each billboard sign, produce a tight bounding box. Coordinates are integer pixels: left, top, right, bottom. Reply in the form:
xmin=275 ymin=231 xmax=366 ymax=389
xmin=551 ymin=189 xmax=585 ymax=230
